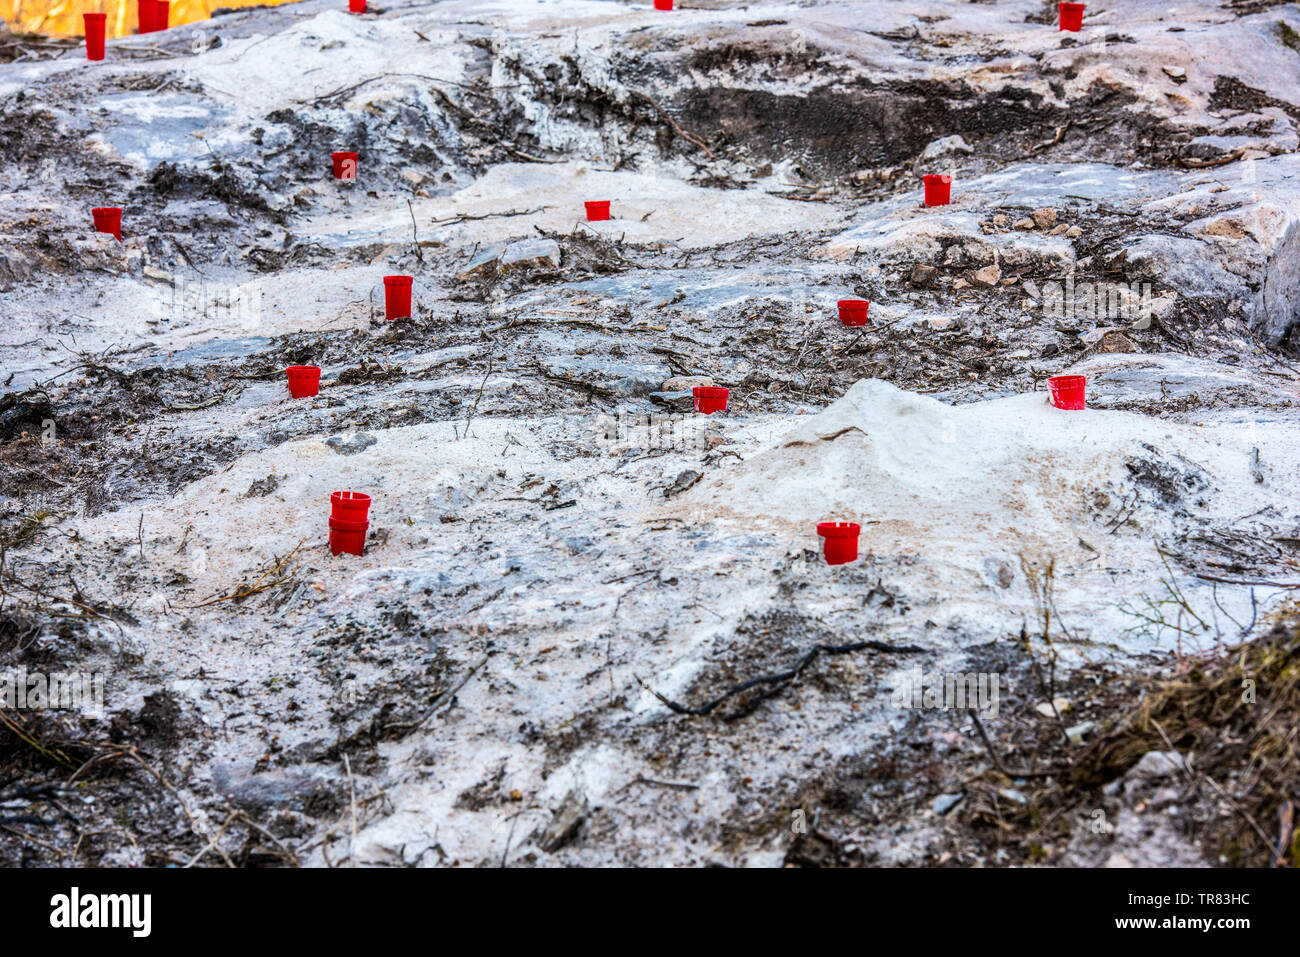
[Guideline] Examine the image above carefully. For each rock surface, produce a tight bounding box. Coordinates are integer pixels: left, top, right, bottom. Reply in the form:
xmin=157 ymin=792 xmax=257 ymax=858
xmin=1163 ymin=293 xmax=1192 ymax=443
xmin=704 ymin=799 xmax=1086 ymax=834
xmin=1 ymin=0 xmax=1298 ymax=869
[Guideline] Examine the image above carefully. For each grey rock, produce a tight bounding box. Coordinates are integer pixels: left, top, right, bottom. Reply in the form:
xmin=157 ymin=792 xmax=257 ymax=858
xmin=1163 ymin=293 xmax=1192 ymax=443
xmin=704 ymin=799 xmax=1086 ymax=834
xmin=327 ymin=433 xmax=378 ymax=456
xmin=1066 ymin=721 xmax=1096 ymax=744
xmin=648 ymin=390 xmax=695 ymax=412
xmin=1126 ymin=750 xmax=1189 ymax=781
xmin=931 ymin=793 xmax=964 ymax=815
xmin=921 ymin=135 xmax=972 ymax=161
xmin=536 ymin=788 xmax=588 ymax=852
xmin=662 ymin=375 xmax=714 ymax=392
xmin=500 ymin=238 xmax=561 ymax=272
xmin=211 ymin=760 xmax=340 ymax=809
xmin=456 ymin=244 xmax=504 ymax=281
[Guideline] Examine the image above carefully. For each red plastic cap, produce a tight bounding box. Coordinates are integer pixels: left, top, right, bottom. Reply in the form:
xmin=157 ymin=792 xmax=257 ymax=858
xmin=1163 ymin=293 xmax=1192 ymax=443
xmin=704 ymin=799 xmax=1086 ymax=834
xmin=654 ymin=0 xmax=673 ymax=8
xmin=1059 ymin=2 xmax=1085 ymax=31
xmin=693 ymin=386 xmax=729 ymax=414
xmin=1047 ymin=374 xmax=1087 ymax=410
xmin=84 ymin=13 xmax=107 ymax=60
xmin=922 ymin=174 xmax=953 ymax=207
xmin=91 ymin=207 xmax=122 ymax=240
xmin=331 ymin=490 xmax=372 ymax=514
xmin=817 ymin=522 xmax=861 ymax=565
xmin=382 ymin=275 xmax=413 ymax=320
xmin=817 ymin=521 xmax=861 ymax=538
xmin=286 ymin=366 xmax=321 ymax=398
xmin=331 ymin=151 xmax=358 ymax=180
xmin=837 ymin=299 xmax=870 ymax=326
xmin=584 ymin=200 xmax=612 ymax=221
xmin=349 ymin=0 xmax=367 ymax=11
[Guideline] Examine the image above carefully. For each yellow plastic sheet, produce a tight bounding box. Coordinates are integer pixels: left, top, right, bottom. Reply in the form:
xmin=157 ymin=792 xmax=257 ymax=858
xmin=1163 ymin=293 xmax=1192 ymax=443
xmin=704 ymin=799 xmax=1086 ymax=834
xmin=3 ymin=0 xmax=300 ymax=39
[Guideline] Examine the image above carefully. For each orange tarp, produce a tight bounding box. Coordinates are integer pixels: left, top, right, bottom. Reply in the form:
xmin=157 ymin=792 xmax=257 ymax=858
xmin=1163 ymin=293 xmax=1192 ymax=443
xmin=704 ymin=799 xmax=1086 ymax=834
xmin=3 ymin=0 xmax=300 ymax=39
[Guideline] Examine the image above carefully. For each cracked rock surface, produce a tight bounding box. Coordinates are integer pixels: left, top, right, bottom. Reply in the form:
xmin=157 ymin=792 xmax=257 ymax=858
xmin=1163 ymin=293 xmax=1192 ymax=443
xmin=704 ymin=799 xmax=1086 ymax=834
xmin=1 ymin=0 xmax=1299 ymax=867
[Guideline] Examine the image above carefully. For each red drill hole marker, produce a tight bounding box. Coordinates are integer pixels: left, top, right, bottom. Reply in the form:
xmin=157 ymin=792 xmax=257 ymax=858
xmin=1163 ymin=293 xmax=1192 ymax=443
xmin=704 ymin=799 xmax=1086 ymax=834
xmin=816 ymin=522 xmax=861 ymax=566
xmin=84 ymin=13 xmax=107 ymax=60
xmin=584 ymin=200 xmax=611 ymax=221
xmin=922 ymin=174 xmax=952 ymax=207
xmin=286 ymin=366 xmax=321 ymax=398
xmin=1059 ymin=2 xmax=1085 ymax=31
xmin=92 ymin=206 xmax=122 ymax=240
xmin=383 ymin=275 xmax=413 ymax=320
xmin=331 ymin=151 xmax=358 ymax=181
xmin=1047 ymin=374 xmax=1087 ymax=410
xmin=692 ymin=386 xmax=729 ymax=415
xmin=837 ymin=299 xmax=870 ymax=327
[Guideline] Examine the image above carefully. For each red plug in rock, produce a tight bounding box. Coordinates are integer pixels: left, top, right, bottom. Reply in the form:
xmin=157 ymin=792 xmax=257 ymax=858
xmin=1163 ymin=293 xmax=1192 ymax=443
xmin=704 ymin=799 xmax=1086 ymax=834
xmin=817 ymin=522 xmax=861 ymax=565
xmin=1047 ymin=375 xmax=1087 ymax=410
xmin=329 ymin=491 xmax=371 ymax=556
xmin=84 ymin=13 xmax=106 ymax=60
xmin=331 ymin=151 xmax=358 ymax=181
xmin=693 ymin=386 xmax=729 ymax=414
xmin=383 ymin=276 xmax=413 ymax=320
xmin=923 ymin=174 xmax=952 ymax=207
xmin=837 ymin=299 xmax=870 ymax=327
xmin=286 ymin=366 xmax=321 ymax=398
xmin=92 ymin=207 xmax=122 ymax=240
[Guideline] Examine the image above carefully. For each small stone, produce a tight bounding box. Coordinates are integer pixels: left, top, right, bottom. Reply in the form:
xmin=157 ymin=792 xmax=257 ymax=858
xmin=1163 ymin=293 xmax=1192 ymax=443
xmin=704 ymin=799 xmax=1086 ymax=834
xmin=921 ymin=134 xmax=973 ymax=160
xmin=456 ymin=244 xmax=504 ymax=281
xmin=662 ymin=375 xmax=714 ymax=392
xmin=1031 ymin=207 xmax=1057 ymax=230
xmin=1096 ymin=331 xmax=1138 ymax=353
xmin=909 ymin=263 xmax=938 ymax=287
xmin=998 ymin=788 xmax=1028 ymax=805
xmin=536 ymin=789 xmax=588 ymax=852
xmin=1014 ymin=217 xmax=1035 ymax=230
xmin=1126 ymin=750 xmax=1188 ymax=780
xmin=1066 ymin=721 xmax=1096 ymax=744
xmin=931 ymin=793 xmax=964 ymax=815
xmin=1034 ymin=698 xmax=1071 ymax=717
xmin=973 ymin=264 xmax=1001 ymax=286
xmin=1162 ymin=65 xmax=1187 ymax=80
xmin=926 ymin=316 xmax=956 ymax=330
xmin=326 ymin=433 xmax=378 ymax=456
xmin=500 ymin=238 xmax=561 ymax=272
xmin=1080 ymin=327 xmax=1117 ymax=346
xmin=952 ymin=278 xmax=971 ymax=290
xmin=1065 ymin=226 xmax=1083 ymax=238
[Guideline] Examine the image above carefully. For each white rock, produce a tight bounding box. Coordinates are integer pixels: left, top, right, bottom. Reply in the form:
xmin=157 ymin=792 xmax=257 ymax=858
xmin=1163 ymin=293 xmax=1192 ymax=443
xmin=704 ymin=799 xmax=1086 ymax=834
xmin=921 ymin=135 xmax=973 ymax=161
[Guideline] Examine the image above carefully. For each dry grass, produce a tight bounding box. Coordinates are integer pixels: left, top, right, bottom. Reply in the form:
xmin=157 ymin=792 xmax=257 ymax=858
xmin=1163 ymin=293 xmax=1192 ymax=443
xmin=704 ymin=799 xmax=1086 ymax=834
xmin=1074 ymin=607 xmax=1300 ymax=866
